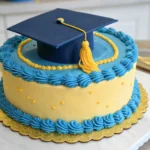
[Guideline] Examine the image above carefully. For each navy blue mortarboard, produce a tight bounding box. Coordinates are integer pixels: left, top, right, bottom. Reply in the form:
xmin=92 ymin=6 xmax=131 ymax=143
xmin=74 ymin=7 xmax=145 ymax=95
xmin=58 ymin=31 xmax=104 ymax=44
xmin=8 ymin=8 xmax=117 ymax=73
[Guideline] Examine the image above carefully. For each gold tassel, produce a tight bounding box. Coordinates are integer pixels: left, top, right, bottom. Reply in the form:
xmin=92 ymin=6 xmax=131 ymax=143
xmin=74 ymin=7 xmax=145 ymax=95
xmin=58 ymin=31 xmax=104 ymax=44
xmin=57 ymin=18 xmax=99 ymax=74
xmin=79 ymin=41 xmax=99 ymax=74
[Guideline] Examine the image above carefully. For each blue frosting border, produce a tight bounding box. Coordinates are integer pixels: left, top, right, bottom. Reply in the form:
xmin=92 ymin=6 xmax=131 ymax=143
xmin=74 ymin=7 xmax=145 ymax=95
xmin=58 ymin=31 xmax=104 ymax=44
xmin=0 ymin=80 xmax=141 ymax=134
xmin=0 ymin=28 xmax=138 ymax=88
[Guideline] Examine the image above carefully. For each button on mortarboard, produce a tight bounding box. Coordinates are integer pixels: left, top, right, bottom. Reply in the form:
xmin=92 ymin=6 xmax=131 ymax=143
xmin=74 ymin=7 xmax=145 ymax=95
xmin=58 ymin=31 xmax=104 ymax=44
xmin=8 ymin=8 xmax=117 ymax=65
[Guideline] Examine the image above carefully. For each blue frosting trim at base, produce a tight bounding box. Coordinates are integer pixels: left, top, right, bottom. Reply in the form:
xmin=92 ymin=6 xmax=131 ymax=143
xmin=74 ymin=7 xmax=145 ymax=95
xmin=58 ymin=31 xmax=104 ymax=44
xmin=0 ymin=80 xmax=140 ymax=135
xmin=0 ymin=28 xmax=138 ymax=88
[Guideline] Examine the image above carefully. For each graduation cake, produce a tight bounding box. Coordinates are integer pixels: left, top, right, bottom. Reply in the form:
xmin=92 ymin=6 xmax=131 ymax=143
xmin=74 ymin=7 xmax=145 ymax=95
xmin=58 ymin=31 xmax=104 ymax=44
xmin=0 ymin=9 xmax=140 ymax=136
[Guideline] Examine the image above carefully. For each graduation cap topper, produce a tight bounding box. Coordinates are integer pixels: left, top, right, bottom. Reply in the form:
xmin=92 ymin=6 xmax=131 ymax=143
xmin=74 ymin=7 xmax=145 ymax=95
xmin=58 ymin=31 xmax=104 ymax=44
xmin=8 ymin=8 xmax=118 ymax=73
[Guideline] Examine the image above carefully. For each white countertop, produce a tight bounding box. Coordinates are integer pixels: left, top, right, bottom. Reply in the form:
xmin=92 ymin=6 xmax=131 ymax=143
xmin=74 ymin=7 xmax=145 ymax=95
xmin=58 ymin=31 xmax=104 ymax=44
xmin=0 ymin=0 xmax=150 ymax=15
xmin=0 ymin=69 xmax=150 ymax=150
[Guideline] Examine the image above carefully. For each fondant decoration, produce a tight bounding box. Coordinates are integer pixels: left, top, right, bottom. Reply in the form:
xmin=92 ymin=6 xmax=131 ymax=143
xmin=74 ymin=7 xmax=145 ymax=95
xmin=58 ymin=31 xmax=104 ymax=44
xmin=52 ymin=106 xmax=56 ymax=110
xmin=7 ymin=8 xmax=117 ymax=64
xmin=60 ymin=101 xmax=65 ymax=105
xmin=57 ymin=17 xmax=99 ymax=74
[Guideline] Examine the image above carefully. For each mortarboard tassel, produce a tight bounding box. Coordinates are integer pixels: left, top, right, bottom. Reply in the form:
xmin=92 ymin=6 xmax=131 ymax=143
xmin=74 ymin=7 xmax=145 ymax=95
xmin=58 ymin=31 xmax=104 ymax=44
xmin=57 ymin=18 xmax=99 ymax=74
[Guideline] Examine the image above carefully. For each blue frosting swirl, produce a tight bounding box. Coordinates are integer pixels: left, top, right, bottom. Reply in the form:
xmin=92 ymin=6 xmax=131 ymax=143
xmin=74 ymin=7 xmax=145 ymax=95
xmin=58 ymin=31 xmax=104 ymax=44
xmin=3 ymin=101 xmax=14 ymax=118
xmin=106 ymin=28 xmax=116 ymax=34
xmin=11 ymin=62 xmax=23 ymax=77
xmin=62 ymin=73 xmax=78 ymax=88
xmin=41 ymin=119 xmax=55 ymax=133
xmin=82 ymin=120 xmax=93 ymax=133
xmin=0 ymin=79 xmax=141 ymax=134
xmin=20 ymin=113 xmax=33 ymax=126
xmin=92 ymin=116 xmax=104 ymax=131
xmin=35 ymin=71 xmax=49 ymax=84
xmin=120 ymin=58 xmax=133 ymax=71
xmin=31 ymin=117 xmax=41 ymax=129
xmin=126 ymin=45 xmax=134 ymax=53
xmin=103 ymin=114 xmax=116 ymax=128
xmin=0 ymin=44 xmax=15 ymax=53
xmin=48 ymin=73 xmax=63 ymax=85
xmin=56 ymin=119 xmax=69 ymax=134
xmin=125 ymin=37 xmax=134 ymax=46
xmin=21 ymin=67 xmax=35 ymax=82
xmin=4 ymin=35 xmax=25 ymax=48
xmin=126 ymin=52 xmax=134 ymax=62
xmin=90 ymin=71 xmax=104 ymax=83
xmin=113 ymin=110 xmax=125 ymax=124
xmin=128 ymin=100 xmax=137 ymax=113
xmin=77 ymin=73 xmax=92 ymax=88
xmin=112 ymin=64 xmax=126 ymax=77
xmin=68 ymin=120 xmax=84 ymax=134
xmin=122 ymin=106 xmax=132 ymax=119
xmin=97 ymin=27 xmax=108 ymax=33
xmin=11 ymin=109 xmax=23 ymax=122
xmin=132 ymin=95 xmax=140 ymax=106
xmin=0 ymin=53 xmax=11 ymax=63
xmin=3 ymin=59 xmax=13 ymax=72
xmin=101 ymin=69 xmax=116 ymax=80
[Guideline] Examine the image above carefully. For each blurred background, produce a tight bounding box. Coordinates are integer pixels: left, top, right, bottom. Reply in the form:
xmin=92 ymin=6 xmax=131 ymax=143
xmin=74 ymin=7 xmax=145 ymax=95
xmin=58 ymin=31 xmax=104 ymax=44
xmin=0 ymin=0 xmax=150 ymax=70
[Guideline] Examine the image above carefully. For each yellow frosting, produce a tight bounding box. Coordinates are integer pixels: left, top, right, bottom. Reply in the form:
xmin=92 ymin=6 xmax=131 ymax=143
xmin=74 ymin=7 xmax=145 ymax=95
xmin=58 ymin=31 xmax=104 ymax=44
xmin=2 ymin=65 xmax=136 ymax=122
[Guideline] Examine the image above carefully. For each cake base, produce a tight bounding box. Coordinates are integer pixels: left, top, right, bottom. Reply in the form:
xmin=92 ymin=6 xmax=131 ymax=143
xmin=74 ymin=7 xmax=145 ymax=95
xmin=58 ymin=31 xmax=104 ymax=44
xmin=0 ymin=83 xmax=148 ymax=143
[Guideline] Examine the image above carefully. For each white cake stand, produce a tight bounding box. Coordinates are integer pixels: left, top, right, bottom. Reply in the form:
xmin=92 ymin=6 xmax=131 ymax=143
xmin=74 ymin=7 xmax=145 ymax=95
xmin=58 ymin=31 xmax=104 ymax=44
xmin=0 ymin=70 xmax=149 ymax=150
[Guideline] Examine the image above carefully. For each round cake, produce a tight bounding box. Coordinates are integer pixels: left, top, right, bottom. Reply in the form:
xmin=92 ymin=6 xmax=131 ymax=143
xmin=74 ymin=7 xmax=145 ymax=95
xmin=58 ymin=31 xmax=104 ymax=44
xmin=0 ymin=9 xmax=140 ymax=136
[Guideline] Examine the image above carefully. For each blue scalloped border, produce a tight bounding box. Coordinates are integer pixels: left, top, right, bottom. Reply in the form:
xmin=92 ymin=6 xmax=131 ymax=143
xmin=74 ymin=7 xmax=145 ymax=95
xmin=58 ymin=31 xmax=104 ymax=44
xmin=0 ymin=80 xmax=140 ymax=134
xmin=0 ymin=28 xmax=138 ymax=88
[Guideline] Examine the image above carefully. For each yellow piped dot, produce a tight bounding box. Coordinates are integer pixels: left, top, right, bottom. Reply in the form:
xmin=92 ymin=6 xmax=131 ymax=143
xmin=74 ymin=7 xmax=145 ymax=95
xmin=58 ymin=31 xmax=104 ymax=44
xmin=89 ymin=91 xmax=92 ymax=94
xmin=60 ymin=101 xmax=65 ymax=105
xmin=41 ymin=66 xmax=46 ymax=70
xmin=68 ymin=65 xmax=73 ymax=69
xmin=47 ymin=66 xmax=51 ymax=70
xmin=121 ymin=82 xmax=124 ymax=85
xmin=63 ymin=66 xmax=68 ymax=69
xmin=57 ymin=66 xmax=63 ymax=70
xmin=27 ymin=96 xmax=30 ymax=99
xmin=97 ymin=101 xmax=100 ymax=104
xmin=32 ymin=100 xmax=36 ymax=104
xmin=17 ymin=88 xmax=23 ymax=92
xmin=5 ymin=85 xmax=9 ymax=89
xmin=106 ymin=105 xmax=109 ymax=108
xmin=52 ymin=66 xmax=56 ymax=70
xmin=51 ymin=106 xmax=56 ymax=110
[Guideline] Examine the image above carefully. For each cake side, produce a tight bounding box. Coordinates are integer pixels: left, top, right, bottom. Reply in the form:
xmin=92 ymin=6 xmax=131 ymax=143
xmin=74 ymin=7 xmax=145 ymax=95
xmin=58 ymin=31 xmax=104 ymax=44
xmin=0 ymin=79 xmax=140 ymax=134
xmin=2 ymin=65 xmax=136 ymax=122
